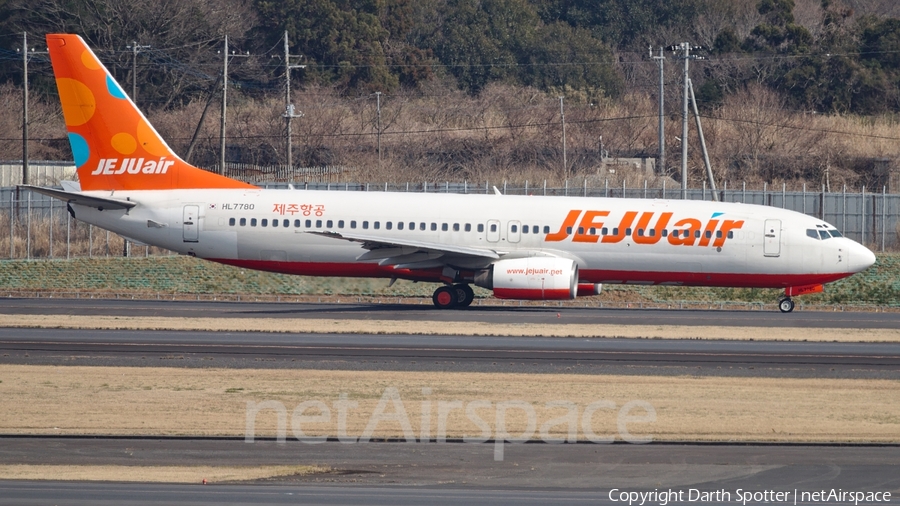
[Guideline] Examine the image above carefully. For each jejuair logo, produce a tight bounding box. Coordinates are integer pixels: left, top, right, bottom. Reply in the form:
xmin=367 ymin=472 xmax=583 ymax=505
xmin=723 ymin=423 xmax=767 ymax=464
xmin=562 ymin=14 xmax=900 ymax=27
xmin=545 ymin=210 xmax=744 ymax=247
xmin=90 ymin=158 xmax=175 ymax=176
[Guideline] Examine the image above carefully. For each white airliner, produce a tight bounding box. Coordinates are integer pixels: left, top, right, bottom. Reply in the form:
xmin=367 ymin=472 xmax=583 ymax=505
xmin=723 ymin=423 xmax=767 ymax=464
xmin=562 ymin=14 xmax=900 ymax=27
xmin=25 ymin=34 xmax=876 ymax=312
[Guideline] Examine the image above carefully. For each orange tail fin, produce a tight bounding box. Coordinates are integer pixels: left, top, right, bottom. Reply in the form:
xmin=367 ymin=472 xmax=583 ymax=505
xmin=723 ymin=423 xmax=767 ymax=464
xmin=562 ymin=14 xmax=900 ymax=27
xmin=47 ymin=34 xmax=253 ymax=191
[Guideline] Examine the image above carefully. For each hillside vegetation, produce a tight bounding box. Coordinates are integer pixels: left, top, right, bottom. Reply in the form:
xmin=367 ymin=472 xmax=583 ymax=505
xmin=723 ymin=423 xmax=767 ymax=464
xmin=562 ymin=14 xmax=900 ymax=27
xmin=1 ymin=0 xmax=899 ymax=187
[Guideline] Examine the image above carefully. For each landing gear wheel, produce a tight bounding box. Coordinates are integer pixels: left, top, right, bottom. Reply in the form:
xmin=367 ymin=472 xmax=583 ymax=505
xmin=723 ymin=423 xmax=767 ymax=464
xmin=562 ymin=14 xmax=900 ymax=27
xmin=432 ymin=286 xmax=458 ymax=309
xmin=454 ymin=284 xmax=475 ymax=308
xmin=778 ymin=297 xmax=795 ymax=313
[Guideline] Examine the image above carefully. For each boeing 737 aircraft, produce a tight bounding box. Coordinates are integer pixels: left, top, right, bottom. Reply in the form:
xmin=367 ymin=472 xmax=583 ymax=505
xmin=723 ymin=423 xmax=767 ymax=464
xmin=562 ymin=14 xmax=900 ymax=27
xmin=25 ymin=34 xmax=876 ymax=312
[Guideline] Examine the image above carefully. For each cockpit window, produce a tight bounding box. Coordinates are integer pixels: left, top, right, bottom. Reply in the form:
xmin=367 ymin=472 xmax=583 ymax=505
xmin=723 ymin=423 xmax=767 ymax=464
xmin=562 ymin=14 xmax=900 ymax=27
xmin=818 ymin=230 xmax=831 ymax=240
xmin=807 ymin=229 xmax=819 ymax=239
xmin=829 ymin=230 xmax=843 ymax=238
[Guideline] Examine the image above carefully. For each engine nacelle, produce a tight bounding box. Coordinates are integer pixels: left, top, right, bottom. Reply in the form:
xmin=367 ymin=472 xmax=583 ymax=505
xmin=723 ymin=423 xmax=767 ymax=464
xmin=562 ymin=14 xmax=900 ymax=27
xmin=475 ymin=257 xmax=578 ymax=300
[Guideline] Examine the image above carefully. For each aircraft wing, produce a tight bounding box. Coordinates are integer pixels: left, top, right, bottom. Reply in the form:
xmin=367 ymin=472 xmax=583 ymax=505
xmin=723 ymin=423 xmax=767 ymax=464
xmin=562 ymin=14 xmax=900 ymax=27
xmin=20 ymin=185 xmax=136 ymax=211
xmin=306 ymin=230 xmax=500 ymax=268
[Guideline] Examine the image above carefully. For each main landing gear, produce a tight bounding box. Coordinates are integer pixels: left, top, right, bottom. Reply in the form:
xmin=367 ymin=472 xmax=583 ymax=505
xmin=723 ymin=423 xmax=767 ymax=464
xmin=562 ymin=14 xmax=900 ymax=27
xmin=432 ymin=284 xmax=475 ymax=309
xmin=778 ymin=297 xmax=795 ymax=313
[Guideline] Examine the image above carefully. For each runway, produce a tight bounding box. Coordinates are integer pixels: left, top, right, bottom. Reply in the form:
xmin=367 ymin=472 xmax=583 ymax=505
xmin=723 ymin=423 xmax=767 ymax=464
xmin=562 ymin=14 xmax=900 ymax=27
xmin=0 ymin=438 xmax=897 ymax=505
xmin=1 ymin=299 xmax=898 ymax=504
xmin=2 ymin=298 xmax=900 ymax=329
xmin=1 ymin=327 xmax=899 ymax=377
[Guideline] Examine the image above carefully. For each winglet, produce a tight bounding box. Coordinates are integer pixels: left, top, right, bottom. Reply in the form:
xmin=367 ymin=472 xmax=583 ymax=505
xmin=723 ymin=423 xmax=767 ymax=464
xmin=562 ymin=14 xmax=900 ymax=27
xmin=46 ymin=34 xmax=253 ymax=191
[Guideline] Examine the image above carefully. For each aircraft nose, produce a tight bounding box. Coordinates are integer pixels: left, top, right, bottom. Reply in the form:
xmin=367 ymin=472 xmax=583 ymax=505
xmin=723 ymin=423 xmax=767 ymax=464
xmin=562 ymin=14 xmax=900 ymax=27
xmin=848 ymin=241 xmax=876 ymax=273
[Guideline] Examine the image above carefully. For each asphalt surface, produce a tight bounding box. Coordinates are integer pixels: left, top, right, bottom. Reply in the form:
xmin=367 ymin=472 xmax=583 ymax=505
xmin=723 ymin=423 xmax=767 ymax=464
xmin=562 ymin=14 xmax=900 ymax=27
xmin=1 ymin=299 xmax=898 ymax=504
xmin=3 ymin=298 xmax=900 ymax=329
xmin=1 ymin=327 xmax=899 ymax=378
xmin=0 ymin=439 xmax=897 ymax=505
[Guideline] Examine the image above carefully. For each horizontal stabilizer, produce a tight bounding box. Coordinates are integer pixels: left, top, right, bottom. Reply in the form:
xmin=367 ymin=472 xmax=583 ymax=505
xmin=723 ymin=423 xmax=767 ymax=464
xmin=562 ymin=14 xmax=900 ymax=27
xmin=20 ymin=185 xmax=136 ymax=210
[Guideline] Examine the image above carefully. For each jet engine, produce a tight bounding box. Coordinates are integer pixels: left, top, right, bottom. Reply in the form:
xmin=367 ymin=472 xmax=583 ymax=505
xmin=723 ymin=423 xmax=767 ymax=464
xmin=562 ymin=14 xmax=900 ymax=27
xmin=474 ymin=257 xmax=578 ymax=300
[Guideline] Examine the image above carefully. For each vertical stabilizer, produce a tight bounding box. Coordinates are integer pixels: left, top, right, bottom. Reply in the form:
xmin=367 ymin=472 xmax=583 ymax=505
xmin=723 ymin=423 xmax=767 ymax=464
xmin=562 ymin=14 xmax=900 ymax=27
xmin=46 ymin=34 xmax=253 ymax=191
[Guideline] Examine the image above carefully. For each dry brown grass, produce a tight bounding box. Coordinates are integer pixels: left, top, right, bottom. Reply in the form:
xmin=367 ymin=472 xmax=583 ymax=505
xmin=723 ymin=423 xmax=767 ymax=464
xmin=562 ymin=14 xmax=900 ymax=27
xmin=0 ymin=464 xmax=328 ymax=483
xmin=0 ymin=365 xmax=896 ymax=443
xmin=1 ymin=314 xmax=898 ymax=342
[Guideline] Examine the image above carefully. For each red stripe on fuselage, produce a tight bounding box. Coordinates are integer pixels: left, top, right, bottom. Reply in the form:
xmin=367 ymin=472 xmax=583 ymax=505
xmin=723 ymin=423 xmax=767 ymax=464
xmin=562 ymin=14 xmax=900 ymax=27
xmin=207 ymin=259 xmax=851 ymax=289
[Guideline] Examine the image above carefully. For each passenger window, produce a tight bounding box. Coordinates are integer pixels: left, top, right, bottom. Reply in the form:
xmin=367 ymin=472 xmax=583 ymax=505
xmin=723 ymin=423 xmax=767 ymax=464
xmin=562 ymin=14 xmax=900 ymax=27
xmin=229 ymin=218 xmax=235 ymax=226
xmin=589 ymin=228 xmax=596 ymax=235
xmin=807 ymin=229 xmax=819 ymax=239
xmin=398 ymin=222 xmax=404 ymax=230
xmin=374 ymin=222 xmax=380 ymax=230
xmin=542 ymin=226 xmax=549 ymax=234
xmin=626 ymin=228 xmax=632 ymax=236
xmin=261 ymin=219 xmax=268 ymax=227
xmin=512 ymin=225 xmax=518 ymax=233
xmin=251 ymin=218 xmax=257 ymax=227
xmin=283 ymin=219 xmax=289 ymax=228
xmin=431 ymin=223 xmax=437 ymax=231
xmin=305 ymin=219 xmax=312 ymax=228
xmin=637 ymin=229 xmax=644 ymax=237
xmin=491 ymin=224 xmax=498 ymax=232
xmin=661 ymin=229 xmax=668 ymax=237
xmin=453 ymin=223 xmax=460 ymax=231
xmin=294 ymin=219 xmax=301 ymax=227
xmin=386 ymin=222 xmax=392 ymax=230
xmin=351 ymin=220 xmax=357 ymax=229
xmin=601 ymin=227 xmax=608 ymax=236
xmin=532 ymin=226 xmax=539 ymax=234
xmin=272 ymin=219 xmax=278 ymax=228
xmin=705 ymin=230 xmax=712 ymax=239
xmin=420 ymin=223 xmax=426 ymax=231
xmin=326 ymin=220 xmax=332 ymax=228
xmin=316 ymin=220 xmax=322 ymax=228
xmin=694 ymin=230 xmax=701 ymax=238
xmin=478 ymin=224 xmax=485 ymax=233
xmin=566 ymin=226 xmax=572 ymax=234
xmin=727 ymin=231 xmax=734 ymax=238
xmin=716 ymin=230 xmax=723 ymax=238
xmin=363 ymin=221 xmax=369 ymax=229
xmin=338 ymin=220 xmax=344 ymax=228
xmin=577 ymin=227 xmax=584 ymax=234
xmin=442 ymin=223 xmax=448 ymax=231
xmin=409 ymin=222 xmax=415 ymax=230
xmin=612 ymin=228 xmax=619 ymax=236
xmin=239 ymin=218 xmax=246 ymax=226
xmin=672 ymin=230 xmax=679 ymax=238
xmin=524 ymin=226 xmax=530 ymax=234
xmin=465 ymin=224 xmax=472 ymax=232
xmin=649 ymin=229 xmax=656 ymax=237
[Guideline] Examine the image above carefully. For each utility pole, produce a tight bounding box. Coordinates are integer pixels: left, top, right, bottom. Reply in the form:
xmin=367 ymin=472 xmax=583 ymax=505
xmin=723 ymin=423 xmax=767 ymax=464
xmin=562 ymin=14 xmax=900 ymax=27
xmin=21 ymin=32 xmax=29 ymax=187
xmin=375 ymin=92 xmax=382 ymax=168
xmin=19 ymin=32 xmax=47 ymax=187
xmin=219 ymin=35 xmax=249 ymax=175
xmin=559 ymin=96 xmax=567 ymax=179
xmin=650 ymin=46 xmax=665 ymax=177
xmin=126 ymin=41 xmax=150 ymax=104
xmin=672 ymin=42 xmax=703 ymax=199
xmin=282 ymin=31 xmax=305 ymax=169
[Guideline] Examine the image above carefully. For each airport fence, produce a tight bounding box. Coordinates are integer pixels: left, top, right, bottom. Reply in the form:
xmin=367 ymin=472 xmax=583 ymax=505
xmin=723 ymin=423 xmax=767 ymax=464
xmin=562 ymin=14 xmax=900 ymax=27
xmin=1 ymin=180 xmax=899 ymax=260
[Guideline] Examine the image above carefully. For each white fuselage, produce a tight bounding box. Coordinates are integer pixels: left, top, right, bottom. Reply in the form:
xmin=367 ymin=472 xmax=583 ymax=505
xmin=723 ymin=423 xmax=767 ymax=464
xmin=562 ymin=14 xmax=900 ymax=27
xmin=71 ymin=189 xmax=874 ymax=289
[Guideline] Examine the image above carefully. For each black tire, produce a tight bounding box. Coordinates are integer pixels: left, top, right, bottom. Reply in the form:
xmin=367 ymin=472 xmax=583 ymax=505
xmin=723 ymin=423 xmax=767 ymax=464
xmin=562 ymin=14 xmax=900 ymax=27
xmin=454 ymin=284 xmax=475 ymax=308
xmin=778 ymin=298 xmax=795 ymax=313
xmin=432 ymin=286 xmax=458 ymax=309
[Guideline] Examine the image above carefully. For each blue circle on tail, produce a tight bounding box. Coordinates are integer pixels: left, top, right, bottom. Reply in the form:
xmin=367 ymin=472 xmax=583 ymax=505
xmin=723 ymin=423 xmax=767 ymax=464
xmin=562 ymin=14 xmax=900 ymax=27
xmin=106 ymin=75 xmax=127 ymax=99
xmin=67 ymin=133 xmax=90 ymax=168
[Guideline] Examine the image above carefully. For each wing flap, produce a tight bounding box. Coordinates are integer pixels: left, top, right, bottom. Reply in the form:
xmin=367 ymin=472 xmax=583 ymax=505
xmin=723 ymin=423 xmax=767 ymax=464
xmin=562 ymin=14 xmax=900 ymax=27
xmin=306 ymin=230 xmax=500 ymax=262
